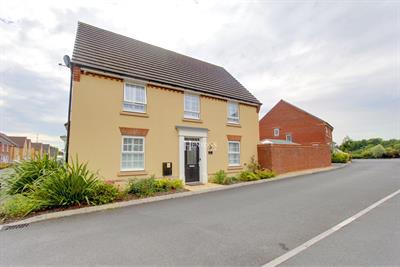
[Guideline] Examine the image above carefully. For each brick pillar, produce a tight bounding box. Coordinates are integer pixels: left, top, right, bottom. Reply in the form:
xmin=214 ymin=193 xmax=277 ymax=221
xmin=72 ymin=66 xmax=81 ymax=82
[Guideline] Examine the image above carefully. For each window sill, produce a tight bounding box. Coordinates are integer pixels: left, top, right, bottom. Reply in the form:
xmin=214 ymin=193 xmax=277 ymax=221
xmin=117 ymin=170 xmax=148 ymax=177
xmin=226 ymin=123 xmax=241 ymax=128
xmin=227 ymin=165 xmax=243 ymax=170
xmin=120 ymin=111 xmax=149 ymax=118
xmin=182 ymin=118 xmax=203 ymax=123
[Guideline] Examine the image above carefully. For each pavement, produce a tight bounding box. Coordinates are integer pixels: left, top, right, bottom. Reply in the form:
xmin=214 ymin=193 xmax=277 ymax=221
xmin=0 ymin=159 xmax=399 ymax=266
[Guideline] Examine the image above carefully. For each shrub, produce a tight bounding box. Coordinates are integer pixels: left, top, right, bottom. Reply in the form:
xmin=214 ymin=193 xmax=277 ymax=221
xmin=154 ymin=178 xmax=183 ymax=191
xmin=255 ymin=169 xmax=276 ymax=179
xmin=167 ymin=179 xmax=184 ymax=190
xmin=89 ymin=182 xmax=120 ymax=205
xmin=212 ymin=170 xmax=227 ymax=184
xmin=246 ymin=156 xmax=262 ymax=173
xmin=212 ymin=170 xmax=237 ymax=185
xmin=239 ymin=170 xmax=260 ymax=181
xmin=331 ymin=151 xmax=350 ymax=163
xmin=370 ymin=144 xmax=386 ymax=158
xmin=5 ymin=155 xmax=62 ymax=195
xmin=127 ymin=177 xmax=157 ymax=197
xmin=127 ymin=177 xmax=183 ymax=197
xmin=31 ymin=160 xmax=99 ymax=208
xmin=0 ymin=194 xmax=38 ymax=219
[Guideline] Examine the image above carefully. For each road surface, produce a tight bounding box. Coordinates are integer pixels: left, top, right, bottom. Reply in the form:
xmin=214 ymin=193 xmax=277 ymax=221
xmin=1 ymin=159 xmax=399 ymax=266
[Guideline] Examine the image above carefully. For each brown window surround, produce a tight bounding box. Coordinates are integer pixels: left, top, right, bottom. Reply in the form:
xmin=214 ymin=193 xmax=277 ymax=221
xmin=227 ymin=135 xmax=241 ymax=141
xmin=119 ymin=127 xmax=149 ymax=136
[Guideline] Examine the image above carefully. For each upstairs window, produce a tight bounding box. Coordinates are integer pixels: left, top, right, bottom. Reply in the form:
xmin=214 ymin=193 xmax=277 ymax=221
xmin=184 ymin=93 xmax=200 ymax=119
xmin=121 ymin=136 xmax=145 ymax=171
xmin=227 ymin=101 xmax=239 ymax=124
xmin=286 ymin=134 xmax=292 ymax=142
xmin=228 ymin=141 xmax=240 ymax=166
xmin=274 ymin=128 xmax=280 ymax=136
xmin=123 ymin=83 xmax=146 ymax=113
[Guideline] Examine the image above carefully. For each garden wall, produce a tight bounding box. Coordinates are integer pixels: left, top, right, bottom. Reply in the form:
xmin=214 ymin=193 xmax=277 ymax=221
xmin=257 ymin=143 xmax=331 ymax=174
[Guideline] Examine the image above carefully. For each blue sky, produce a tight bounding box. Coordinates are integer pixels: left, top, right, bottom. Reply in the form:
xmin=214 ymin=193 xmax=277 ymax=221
xmin=0 ymin=0 xmax=399 ymax=148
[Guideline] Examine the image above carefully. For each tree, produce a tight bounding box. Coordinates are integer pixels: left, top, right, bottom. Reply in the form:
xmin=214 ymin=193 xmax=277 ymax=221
xmin=370 ymin=144 xmax=386 ymax=158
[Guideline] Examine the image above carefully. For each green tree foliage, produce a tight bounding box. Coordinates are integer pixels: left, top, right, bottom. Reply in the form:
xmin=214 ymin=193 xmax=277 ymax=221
xmin=339 ymin=137 xmax=399 ymax=159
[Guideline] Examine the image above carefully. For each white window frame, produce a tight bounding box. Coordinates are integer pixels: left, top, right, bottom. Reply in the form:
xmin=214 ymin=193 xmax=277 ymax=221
xmin=227 ymin=101 xmax=240 ymax=124
xmin=123 ymin=83 xmax=147 ymax=113
xmin=286 ymin=133 xmax=292 ymax=142
xmin=120 ymin=136 xmax=145 ymax=171
xmin=184 ymin=93 xmax=200 ymax=119
xmin=274 ymin=128 xmax=280 ymax=136
xmin=228 ymin=141 xmax=240 ymax=166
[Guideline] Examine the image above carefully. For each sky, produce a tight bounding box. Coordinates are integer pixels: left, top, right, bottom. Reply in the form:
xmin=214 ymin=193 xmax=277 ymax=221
xmin=0 ymin=0 xmax=399 ymax=149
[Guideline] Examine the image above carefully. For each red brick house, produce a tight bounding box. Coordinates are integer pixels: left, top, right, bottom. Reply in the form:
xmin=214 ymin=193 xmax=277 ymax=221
xmin=258 ymin=100 xmax=333 ymax=174
xmin=0 ymin=132 xmax=17 ymax=164
xmin=259 ymin=99 xmax=333 ymax=146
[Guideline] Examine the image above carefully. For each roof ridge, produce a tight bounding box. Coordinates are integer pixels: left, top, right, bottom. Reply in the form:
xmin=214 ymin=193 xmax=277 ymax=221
xmin=279 ymin=99 xmax=333 ymax=129
xmin=76 ymin=21 xmax=224 ymax=70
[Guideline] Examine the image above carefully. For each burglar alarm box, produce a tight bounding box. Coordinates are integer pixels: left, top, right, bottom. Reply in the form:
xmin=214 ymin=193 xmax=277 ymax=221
xmin=162 ymin=162 xmax=172 ymax=176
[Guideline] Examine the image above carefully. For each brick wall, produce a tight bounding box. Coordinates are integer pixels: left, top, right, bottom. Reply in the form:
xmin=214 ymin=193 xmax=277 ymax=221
xmin=258 ymin=143 xmax=331 ymax=174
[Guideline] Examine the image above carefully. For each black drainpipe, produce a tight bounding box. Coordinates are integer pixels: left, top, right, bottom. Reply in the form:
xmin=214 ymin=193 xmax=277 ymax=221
xmin=65 ymin=63 xmax=73 ymax=163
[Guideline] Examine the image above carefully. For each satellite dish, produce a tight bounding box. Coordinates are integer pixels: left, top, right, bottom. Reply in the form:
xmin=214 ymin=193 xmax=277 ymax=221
xmin=63 ymin=55 xmax=71 ymax=68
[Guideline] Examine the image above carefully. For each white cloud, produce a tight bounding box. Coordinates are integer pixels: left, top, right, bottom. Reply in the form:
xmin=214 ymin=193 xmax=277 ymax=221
xmin=0 ymin=0 xmax=399 ymax=146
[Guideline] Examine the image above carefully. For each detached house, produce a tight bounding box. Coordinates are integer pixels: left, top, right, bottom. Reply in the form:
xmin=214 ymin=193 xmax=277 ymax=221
xmin=0 ymin=133 xmax=17 ymax=164
xmin=31 ymin=143 xmax=43 ymax=158
xmin=259 ymin=100 xmax=333 ymax=146
xmin=9 ymin=136 xmax=31 ymax=161
xmin=67 ymin=22 xmax=261 ymax=184
xmin=258 ymin=100 xmax=333 ymax=174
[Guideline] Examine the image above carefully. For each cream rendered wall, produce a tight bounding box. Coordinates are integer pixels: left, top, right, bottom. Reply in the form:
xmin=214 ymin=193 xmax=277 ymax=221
xmin=69 ymin=73 xmax=259 ymax=181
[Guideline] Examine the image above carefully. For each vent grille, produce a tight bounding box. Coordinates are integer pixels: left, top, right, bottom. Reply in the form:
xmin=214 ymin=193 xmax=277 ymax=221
xmin=2 ymin=223 xmax=30 ymax=231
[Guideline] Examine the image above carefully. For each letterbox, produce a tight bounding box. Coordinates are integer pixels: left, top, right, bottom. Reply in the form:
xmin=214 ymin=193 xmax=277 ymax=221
xmin=162 ymin=162 xmax=172 ymax=176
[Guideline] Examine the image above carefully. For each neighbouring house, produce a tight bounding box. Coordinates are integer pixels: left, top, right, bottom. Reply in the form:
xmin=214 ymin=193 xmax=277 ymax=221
xmin=42 ymin=144 xmax=50 ymax=156
xmin=258 ymin=100 xmax=333 ymax=174
xmin=9 ymin=136 xmax=31 ymax=161
xmin=0 ymin=132 xmax=17 ymax=164
xmin=31 ymin=143 xmax=43 ymax=158
xmin=259 ymin=99 xmax=333 ymax=146
xmin=26 ymin=139 xmax=32 ymax=159
xmin=49 ymin=146 xmax=58 ymax=158
xmin=66 ymin=22 xmax=261 ymax=184
xmin=60 ymin=135 xmax=67 ymax=161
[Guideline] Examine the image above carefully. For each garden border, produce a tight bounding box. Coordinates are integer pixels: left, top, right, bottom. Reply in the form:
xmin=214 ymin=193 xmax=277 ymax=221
xmin=0 ymin=163 xmax=349 ymax=230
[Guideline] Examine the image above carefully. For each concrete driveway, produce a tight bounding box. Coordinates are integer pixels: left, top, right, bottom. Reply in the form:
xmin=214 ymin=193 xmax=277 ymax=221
xmin=1 ymin=159 xmax=399 ymax=266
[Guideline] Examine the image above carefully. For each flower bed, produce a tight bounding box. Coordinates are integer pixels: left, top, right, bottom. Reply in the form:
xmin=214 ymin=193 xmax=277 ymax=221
xmin=211 ymin=157 xmax=276 ymax=185
xmin=0 ymin=156 xmax=184 ymax=223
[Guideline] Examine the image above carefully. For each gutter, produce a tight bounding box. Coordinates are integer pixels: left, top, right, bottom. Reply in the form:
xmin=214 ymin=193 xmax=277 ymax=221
xmin=65 ymin=63 xmax=73 ymax=163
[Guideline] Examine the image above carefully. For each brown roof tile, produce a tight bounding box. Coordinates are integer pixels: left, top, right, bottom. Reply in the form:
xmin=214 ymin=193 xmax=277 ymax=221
xmin=72 ymin=22 xmax=261 ymax=105
xmin=8 ymin=136 xmax=27 ymax=148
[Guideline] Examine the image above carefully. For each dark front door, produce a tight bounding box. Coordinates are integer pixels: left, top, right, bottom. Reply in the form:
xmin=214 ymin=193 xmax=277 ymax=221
xmin=184 ymin=140 xmax=200 ymax=183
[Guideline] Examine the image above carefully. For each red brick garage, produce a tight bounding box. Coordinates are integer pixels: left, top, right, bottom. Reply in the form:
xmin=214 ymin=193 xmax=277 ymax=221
xmin=257 ymin=143 xmax=331 ymax=174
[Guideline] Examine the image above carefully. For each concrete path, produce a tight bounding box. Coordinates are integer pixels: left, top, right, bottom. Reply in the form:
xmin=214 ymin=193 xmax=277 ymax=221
xmin=0 ymin=159 xmax=399 ymax=266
